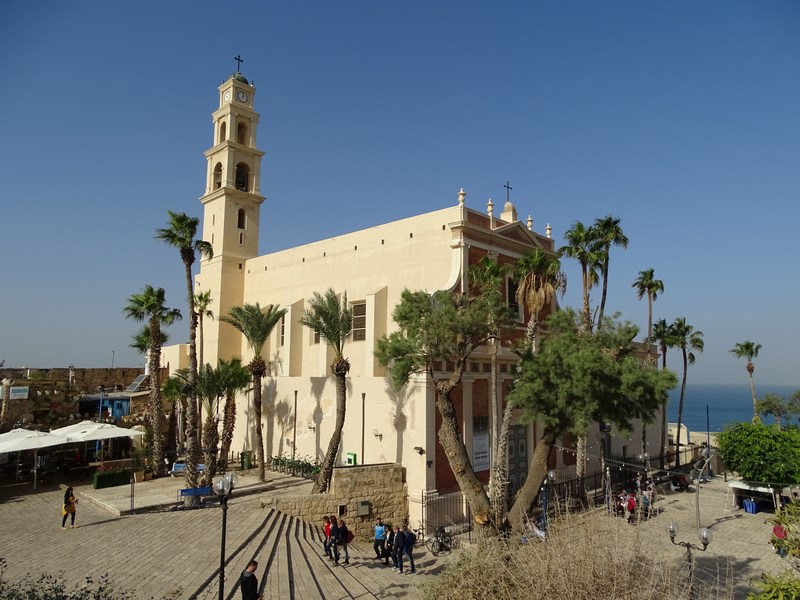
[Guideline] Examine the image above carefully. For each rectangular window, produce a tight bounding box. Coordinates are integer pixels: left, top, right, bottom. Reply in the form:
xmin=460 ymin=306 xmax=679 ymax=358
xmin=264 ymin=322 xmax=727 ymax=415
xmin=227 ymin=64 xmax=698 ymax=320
xmin=351 ymin=302 xmax=366 ymax=341
xmin=279 ymin=315 xmax=285 ymax=347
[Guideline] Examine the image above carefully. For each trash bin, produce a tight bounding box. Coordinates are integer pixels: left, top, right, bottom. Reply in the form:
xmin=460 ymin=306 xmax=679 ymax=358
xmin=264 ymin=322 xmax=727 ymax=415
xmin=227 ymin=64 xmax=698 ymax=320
xmin=241 ymin=451 xmax=252 ymax=470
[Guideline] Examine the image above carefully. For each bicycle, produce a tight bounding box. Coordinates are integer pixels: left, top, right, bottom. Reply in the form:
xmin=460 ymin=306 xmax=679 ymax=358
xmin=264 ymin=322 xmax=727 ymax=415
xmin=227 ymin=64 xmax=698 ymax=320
xmin=426 ymin=526 xmax=453 ymax=556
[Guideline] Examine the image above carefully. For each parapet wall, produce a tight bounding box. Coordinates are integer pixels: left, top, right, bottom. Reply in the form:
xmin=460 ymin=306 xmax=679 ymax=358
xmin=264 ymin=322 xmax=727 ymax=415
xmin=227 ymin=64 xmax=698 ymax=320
xmin=262 ymin=463 xmax=406 ymax=538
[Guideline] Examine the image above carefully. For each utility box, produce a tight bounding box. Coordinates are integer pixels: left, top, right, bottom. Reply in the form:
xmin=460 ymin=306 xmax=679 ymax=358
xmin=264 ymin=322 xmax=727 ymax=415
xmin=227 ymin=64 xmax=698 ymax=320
xmin=356 ymin=500 xmax=371 ymax=517
xmin=346 ymin=452 xmax=357 ymax=466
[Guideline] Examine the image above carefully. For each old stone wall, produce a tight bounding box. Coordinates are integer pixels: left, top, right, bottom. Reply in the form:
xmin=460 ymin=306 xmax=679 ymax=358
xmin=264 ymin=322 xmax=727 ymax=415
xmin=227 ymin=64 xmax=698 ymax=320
xmin=262 ymin=463 xmax=407 ymax=539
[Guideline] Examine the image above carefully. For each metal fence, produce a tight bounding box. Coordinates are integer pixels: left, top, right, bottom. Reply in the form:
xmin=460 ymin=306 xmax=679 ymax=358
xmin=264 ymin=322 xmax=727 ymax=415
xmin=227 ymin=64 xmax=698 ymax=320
xmin=420 ymin=489 xmax=473 ymax=542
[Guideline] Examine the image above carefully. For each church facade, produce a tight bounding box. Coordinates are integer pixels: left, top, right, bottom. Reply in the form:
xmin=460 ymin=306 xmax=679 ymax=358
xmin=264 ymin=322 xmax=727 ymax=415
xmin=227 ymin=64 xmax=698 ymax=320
xmin=163 ymin=70 xmax=648 ymax=526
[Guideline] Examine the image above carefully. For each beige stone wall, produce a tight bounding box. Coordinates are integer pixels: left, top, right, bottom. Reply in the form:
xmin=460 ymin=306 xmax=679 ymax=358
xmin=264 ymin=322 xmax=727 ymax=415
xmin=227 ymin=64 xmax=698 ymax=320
xmin=262 ymin=463 xmax=406 ymax=539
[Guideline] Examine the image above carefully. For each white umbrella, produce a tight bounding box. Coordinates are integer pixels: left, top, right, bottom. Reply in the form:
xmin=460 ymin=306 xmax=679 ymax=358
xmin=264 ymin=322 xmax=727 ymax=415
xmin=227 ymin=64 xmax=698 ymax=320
xmin=0 ymin=430 xmax=73 ymax=489
xmin=52 ymin=421 xmax=145 ymax=442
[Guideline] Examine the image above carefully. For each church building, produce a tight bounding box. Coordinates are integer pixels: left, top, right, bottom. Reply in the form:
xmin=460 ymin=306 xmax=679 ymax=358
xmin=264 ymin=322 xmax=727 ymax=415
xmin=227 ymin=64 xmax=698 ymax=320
xmin=163 ymin=69 xmax=640 ymax=527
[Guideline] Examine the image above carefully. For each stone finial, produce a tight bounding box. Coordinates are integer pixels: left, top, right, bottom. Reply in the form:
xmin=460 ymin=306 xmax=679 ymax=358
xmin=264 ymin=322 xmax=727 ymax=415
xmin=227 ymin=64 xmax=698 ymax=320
xmin=545 ymin=223 xmax=552 ymax=239
xmin=487 ymin=198 xmax=494 ymax=217
xmin=526 ymin=214 xmax=533 ymax=230
xmin=458 ymin=188 xmax=467 ymax=205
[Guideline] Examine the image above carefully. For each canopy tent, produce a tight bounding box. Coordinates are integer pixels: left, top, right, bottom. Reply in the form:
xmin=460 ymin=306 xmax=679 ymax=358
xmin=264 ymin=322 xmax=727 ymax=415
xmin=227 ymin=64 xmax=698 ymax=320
xmin=0 ymin=429 xmax=74 ymax=489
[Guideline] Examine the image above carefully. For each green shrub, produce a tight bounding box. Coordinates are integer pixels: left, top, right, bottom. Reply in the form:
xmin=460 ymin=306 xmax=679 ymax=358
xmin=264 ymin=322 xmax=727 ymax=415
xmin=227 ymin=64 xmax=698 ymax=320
xmin=747 ymin=571 xmax=800 ymax=599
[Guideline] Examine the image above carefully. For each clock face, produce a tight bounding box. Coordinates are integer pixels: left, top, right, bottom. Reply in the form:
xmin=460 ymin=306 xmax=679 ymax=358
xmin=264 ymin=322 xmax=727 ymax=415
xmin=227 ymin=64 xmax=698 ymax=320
xmin=237 ymin=90 xmax=249 ymax=103
xmin=223 ymin=90 xmax=231 ymax=103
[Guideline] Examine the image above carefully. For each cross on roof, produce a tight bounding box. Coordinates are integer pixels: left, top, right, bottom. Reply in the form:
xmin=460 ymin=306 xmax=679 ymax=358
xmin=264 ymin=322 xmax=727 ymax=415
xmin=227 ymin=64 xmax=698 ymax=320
xmin=234 ymin=55 xmax=244 ymax=71
xmin=504 ymin=180 xmax=512 ymax=203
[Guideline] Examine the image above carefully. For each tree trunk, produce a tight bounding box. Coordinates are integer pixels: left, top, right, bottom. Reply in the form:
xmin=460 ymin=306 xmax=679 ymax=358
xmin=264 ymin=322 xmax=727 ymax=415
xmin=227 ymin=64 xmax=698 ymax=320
xmin=581 ymin=265 xmax=592 ymax=332
xmin=575 ymin=433 xmax=587 ymax=491
xmin=202 ymin=410 xmax=219 ymax=486
xmin=313 ymin=372 xmax=347 ymax=493
xmin=254 ymin=374 xmax=266 ymax=482
xmin=748 ymin=366 xmax=758 ymax=418
xmin=507 ymin=429 xmax=558 ymax=532
xmin=220 ymin=393 xmax=236 ymax=470
xmin=148 ymin=321 xmax=165 ymax=476
xmin=489 ymin=336 xmax=500 ymax=524
xmin=597 ymin=260 xmax=609 ymax=326
xmin=675 ymin=349 xmax=688 ymax=468
xmin=183 ymin=262 xmax=201 ymax=506
xmin=493 ymin=398 xmax=514 ymax=527
xmin=434 ymin=381 xmax=495 ymax=533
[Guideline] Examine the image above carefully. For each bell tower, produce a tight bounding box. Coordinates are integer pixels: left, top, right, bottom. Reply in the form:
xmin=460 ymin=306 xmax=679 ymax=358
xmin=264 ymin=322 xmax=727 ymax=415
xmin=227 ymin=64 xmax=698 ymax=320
xmin=196 ymin=63 xmax=265 ymax=365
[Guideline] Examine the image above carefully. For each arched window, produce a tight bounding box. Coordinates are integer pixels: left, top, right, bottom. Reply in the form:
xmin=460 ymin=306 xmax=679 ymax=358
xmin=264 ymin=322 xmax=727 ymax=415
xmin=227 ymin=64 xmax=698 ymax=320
xmin=237 ymin=209 xmax=246 ymax=229
xmin=213 ymin=163 xmax=223 ymax=189
xmin=219 ymin=122 xmax=227 ymax=143
xmin=235 ymin=163 xmax=250 ymax=192
xmin=237 ymin=122 xmax=247 ymax=145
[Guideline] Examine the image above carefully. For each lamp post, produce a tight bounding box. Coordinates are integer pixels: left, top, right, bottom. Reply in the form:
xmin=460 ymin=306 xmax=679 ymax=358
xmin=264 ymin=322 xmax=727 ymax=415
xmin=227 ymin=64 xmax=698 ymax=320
xmin=292 ymin=390 xmax=298 ymax=462
xmin=668 ymin=522 xmax=713 ymax=600
xmin=541 ymin=470 xmax=556 ymax=532
xmin=213 ymin=471 xmax=238 ymax=600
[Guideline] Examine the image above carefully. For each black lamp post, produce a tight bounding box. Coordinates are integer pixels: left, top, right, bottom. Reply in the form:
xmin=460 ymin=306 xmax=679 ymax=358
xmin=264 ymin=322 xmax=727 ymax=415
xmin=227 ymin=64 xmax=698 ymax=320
xmin=668 ymin=522 xmax=712 ymax=600
xmin=541 ymin=470 xmax=556 ymax=532
xmin=213 ymin=471 xmax=238 ymax=600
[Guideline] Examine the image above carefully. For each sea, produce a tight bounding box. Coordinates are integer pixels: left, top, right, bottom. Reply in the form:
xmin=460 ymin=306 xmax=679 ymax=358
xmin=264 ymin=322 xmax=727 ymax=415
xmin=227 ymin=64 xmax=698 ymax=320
xmin=666 ymin=382 xmax=800 ymax=434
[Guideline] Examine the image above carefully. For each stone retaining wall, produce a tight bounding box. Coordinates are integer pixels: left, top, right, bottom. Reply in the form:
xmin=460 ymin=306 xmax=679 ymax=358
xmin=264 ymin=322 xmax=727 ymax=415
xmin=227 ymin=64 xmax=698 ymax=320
xmin=262 ymin=463 xmax=406 ymax=538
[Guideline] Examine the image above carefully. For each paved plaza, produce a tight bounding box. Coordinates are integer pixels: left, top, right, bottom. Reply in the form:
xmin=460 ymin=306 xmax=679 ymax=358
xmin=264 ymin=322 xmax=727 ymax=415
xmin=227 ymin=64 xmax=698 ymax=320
xmin=0 ymin=471 xmax=795 ymax=599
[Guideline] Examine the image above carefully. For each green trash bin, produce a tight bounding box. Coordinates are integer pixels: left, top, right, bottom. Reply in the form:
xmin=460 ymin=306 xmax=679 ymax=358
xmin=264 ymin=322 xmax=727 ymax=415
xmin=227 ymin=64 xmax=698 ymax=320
xmin=241 ymin=451 xmax=252 ymax=470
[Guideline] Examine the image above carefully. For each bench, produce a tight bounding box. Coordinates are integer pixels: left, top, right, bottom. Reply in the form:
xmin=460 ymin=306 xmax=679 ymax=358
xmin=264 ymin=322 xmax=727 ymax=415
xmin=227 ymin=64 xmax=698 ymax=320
xmin=176 ymin=486 xmax=214 ymax=503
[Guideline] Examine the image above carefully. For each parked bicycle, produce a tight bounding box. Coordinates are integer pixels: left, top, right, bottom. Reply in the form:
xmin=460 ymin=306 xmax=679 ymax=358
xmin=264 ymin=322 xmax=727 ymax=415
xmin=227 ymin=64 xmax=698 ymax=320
xmin=426 ymin=526 xmax=453 ymax=556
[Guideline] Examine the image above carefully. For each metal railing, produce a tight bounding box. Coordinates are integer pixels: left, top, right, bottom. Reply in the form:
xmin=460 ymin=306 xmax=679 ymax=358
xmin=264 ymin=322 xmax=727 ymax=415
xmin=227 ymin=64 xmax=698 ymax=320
xmin=420 ymin=489 xmax=472 ymax=543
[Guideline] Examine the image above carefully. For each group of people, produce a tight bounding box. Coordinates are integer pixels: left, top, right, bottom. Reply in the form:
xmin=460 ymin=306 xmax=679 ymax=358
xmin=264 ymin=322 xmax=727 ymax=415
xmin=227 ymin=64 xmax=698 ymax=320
xmin=372 ymin=517 xmax=416 ymax=574
xmin=613 ymin=475 xmax=656 ymax=523
xmin=319 ymin=515 xmax=416 ymax=573
xmin=322 ymin=515 xmax=352 ymax=565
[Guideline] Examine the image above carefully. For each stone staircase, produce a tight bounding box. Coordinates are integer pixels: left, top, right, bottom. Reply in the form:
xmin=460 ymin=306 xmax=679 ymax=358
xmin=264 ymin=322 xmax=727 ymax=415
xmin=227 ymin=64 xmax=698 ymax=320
xmin=189 ymin=509 xmax=431 ymax=599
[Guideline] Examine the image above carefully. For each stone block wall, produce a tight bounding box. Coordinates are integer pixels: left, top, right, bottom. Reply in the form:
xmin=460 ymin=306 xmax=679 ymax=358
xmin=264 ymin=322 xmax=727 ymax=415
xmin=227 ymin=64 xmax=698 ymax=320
xmin=263 ymin=463 xmax=407 ymax=539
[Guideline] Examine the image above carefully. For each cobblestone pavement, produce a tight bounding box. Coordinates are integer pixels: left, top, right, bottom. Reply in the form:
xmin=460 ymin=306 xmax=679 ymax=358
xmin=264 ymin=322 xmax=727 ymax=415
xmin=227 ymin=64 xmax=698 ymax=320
xmin=605 ymin=475 xmax=796 ymax=599
xmin=0 ymin=473 xmax=794 ymax=599
xmin=0 ymin=471 xmax=447 ymax=599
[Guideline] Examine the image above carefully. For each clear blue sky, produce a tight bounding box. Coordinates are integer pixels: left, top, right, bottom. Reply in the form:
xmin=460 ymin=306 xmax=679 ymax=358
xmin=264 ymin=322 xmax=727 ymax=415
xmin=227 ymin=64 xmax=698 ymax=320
xmin=1 ymin=2 xmax=798 ymax=387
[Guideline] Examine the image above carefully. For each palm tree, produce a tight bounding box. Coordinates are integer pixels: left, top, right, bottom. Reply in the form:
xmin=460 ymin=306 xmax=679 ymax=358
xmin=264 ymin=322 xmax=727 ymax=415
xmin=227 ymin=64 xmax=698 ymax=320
xmin=591 ymin=215 xmax=628 ymax=326
xmin=560 ymin=221 xmax=602 ymax=483
xmin=560 ymin=221 xmax=601 ymax=333
xmin=161 ymin=374 xmax=185 ymax=458
xmin=217 ymin=358 xmax=251 ymax=470
xmin=671 ymin=317 xmax=704 ymax=468
xmin=194 ymin=290 xmax=214 ymax=374
xmin=130 ymin=325 xmax=169 ymax=358
xmin=651 ymin=318 xmax=674 ymax=469
xmin=196 ymin=363 xmax=223 ymax=486
xmin=194 ymin=290 xmax=214 ymax=438
xmin=155 ymin=211 xmax=213 ymax=492
xmin=220 ymin=303 xmax=286 ymax=482
xmin=729 ymin=341 xmax=762 ymax=419
xmin=514 ymin=248 xmax=567 ymax=349
xmin=632 ymin=269 xmax=664 ymax=355
xmin=301 ymin=288 xmax=353 ymax=494
xmin=123 ymin=285 xmax=182 ymax=474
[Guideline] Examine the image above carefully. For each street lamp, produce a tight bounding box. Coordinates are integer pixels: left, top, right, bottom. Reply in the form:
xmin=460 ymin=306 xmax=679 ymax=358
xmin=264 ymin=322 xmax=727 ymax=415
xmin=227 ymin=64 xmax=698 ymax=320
xmin=541 ymin=470 xmax=557 ymax=532
xmin=668 ymin=522 xmax=713 ymax=600
xmin=213 ymin=471 xmax=239 ymax=600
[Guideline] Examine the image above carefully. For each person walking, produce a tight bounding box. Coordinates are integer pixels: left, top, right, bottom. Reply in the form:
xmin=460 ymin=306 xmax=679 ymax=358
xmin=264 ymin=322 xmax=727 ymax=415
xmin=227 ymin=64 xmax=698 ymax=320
xmin=329 ymin=516 xmax=340 ymax=564
xmin=385 ymin=525 xmax=396 ymax=566
xmin=392 ymin=525 xmax=406 ymax=573
xmin=402 ymin=525 xmax=416 ymax=573
xmin=373 ymin=517 xmax=387 ymax=559
xmin=337 ymin=518 xmax=350 ymax=565
xmin=240 ymin=560 xmax=263 ymax=600
xmin=61 ymin=487 xmax=78 ymax=529
xmin=322 ymin=516 xmax=333 ymax=559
